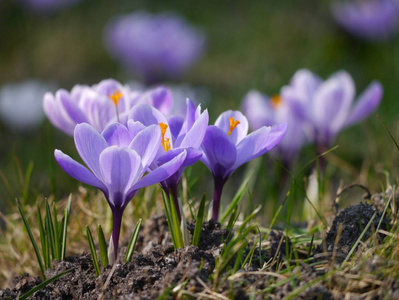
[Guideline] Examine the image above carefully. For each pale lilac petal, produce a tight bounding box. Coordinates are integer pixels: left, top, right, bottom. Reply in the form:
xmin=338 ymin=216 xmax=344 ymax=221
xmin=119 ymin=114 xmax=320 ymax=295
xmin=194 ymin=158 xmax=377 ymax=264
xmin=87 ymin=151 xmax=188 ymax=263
xmin=242 ymin=90 xmax=275 ymax=130
xmin=168 ymin=115 xmax=184 ymax=139
xmin=179 ymin=109 xmax=209 ymax=148
xmin=99 ymin=147 xmax=141 ymax=208
xmin=127 ymin=120 xmax=146 ymax=139
xmin=232 ymin=123 xmax=287 ymax=171
xmin=200 ymin=125 xmax=237 ymax=179
xmin=43 ymin=92 xmax=75 ymax=135
xmin=214 ymin=110 xmax=249 ymax=145
xmin=54 ymin=150 xmax=107 ymax=193
xmin=102 ymin=123 xmax=132 ymax=147
xmin=141 ymin=86 xmax=173 ymax=115
xmin=129 ymin=124 xmax=162 ymax=170
xmin=74 ymin=123 xmax=108 ymax=180
xmin=312 ymin=71 xmax=355 ymax=134
xmin=128 ymin=149 xmax=187 ymax=195
xmin=57 ymin=89 xmax=88 ymax=125
xmin=289 ymin=69 xmax=322 ymax=103
xmin=129 ymin=103 xmax=168 ymax=126
xmin=345 ymin=81 xmax=383 ymax=126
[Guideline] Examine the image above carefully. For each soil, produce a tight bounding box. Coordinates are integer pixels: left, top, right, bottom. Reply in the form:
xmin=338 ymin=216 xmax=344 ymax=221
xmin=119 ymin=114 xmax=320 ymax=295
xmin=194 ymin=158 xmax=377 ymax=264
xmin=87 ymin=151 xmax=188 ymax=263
xmin=0 ymin=202 xmax=394 ymax=299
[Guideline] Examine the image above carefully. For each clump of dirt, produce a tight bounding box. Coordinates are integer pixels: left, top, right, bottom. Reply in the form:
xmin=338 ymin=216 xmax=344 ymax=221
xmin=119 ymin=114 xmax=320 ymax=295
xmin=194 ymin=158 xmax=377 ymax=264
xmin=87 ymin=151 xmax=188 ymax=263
xmin=0 ymin=202 xmax=394 ymax=299
xmin=314 ymin=202 xmax=391 ymax=263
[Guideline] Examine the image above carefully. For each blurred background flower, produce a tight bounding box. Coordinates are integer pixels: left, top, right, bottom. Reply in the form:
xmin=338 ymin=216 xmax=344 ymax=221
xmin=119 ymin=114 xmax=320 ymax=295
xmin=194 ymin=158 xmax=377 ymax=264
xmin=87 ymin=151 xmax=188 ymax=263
xmin=0 ymin=79 xmax=56 ymax=131
xmin=331 ymin=0 xmax=399 ymax=41
xmin=104 ymin=11 xmax=206 ymax=85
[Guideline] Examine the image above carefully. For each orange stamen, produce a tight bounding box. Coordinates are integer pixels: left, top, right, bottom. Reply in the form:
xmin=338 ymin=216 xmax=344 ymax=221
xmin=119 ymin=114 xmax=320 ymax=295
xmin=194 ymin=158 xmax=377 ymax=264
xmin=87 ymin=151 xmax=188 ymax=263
xmin=227 ymin=117 xmax=240 ymax=136
xmin=270 ymin=94 xmax=282 ymax=108
xmin=159 ymin=122 xmax=171 ymax=152
xmin=109 ymin=89 xmax=123 ymax=106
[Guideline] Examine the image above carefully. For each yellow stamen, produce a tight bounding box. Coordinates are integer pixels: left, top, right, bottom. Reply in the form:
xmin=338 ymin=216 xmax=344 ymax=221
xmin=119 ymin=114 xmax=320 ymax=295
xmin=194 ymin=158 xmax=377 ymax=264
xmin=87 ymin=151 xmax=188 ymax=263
xmin=109 ymin=89 xmax=122 ymax=106
xmin=159 ymin=122 xmax=171 ymax=152
xmin=270 ymin=94 xmax=282 ymax=108
xmin=227 ymin=117 xmax=240 ymax=136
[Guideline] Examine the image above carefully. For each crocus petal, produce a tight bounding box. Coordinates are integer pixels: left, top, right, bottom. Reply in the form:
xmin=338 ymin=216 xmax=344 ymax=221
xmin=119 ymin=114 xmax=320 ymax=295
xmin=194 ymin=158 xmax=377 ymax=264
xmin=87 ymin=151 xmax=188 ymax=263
xmin=178 ymin=98 xmax=196 ymax=137
xmin=57 ymin=89 xmax=88 ymax=125
xmin=200 ymin=125 xmax=237 ymax=179
xmin=74 ymin=123 xmax=108 ymax=180
xmin=289 ymin=69 xmax=322 ymax=103
xmin=99 ymin=147 xmax=141 ymax=208
xmin=232 ymin=123 xmax=287 ymax=171
xmin=179 ymin=108 xmax=209 ymax=149
xmin=142 ymin=86 xmax=173 ymax=116
xmin=102 ymin=123 xmax=132 ymax=147
xmin=168 ymin=115 xmax=184 ymax=139
xmin=214 ymin=110 xmax=249 ymax=145
xmin=129 ymin=124 xmax=162 ymax=171
xmin=312 ymin=71 xmax=355 ymax=134
xmin=127 ymin=120 xmax=146 ymax=139
xmin=128 ymin=149 xmax=187 ymax=196
xmin=129 ymin=103 xmax=168 ymax=126
xmin=43 ymin=92 xmax=75 ymax=135
xmin=242 ymin=90 xmax=275 ymax=130
xmin=345 ymin=81 xmax=383 ymax=126
xmin=54 ymin=150 xmax=107 ymax=193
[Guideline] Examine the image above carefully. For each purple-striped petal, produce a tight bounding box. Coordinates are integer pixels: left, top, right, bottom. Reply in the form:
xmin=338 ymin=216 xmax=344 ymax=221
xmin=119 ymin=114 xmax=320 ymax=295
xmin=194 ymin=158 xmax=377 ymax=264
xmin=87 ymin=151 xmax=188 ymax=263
xmin=74 ymin=123 xmax=108 ymax=180
xmin=127 ymin=120 xmax=146 ymax=139
xmin=312 ymin=71 xmax=355 ymax=134
xmin=102 ymin=123 xmax=132 ymax=147
xmin=128 ymin=149 xmax=187 ymax=196
xmin=43 ymin=92 xmax=76 ymax=135
xmin=141 ymin=86 xmax=173 ymax=116
xmin=179 ymin=108 xmax=209 ymax=148
xmin=214 ymin=110 xmax=249 ymax=145
xmin=232 ymin=123 xmax=287 ymax=171
xmin=168 ymin=115 xmax=184 ymax=139
xmin=242 ymin=90 xmax=275 ymax=131
xmin=345 ymin=81 xmax=383 ymax=126
xmin=99 ymin=147 xmax=141 ymax=208
xmin=200 ymin=125 xmax=237 ymax=179
xmin=57 ymin=89 xmax=88 ymax=125
xmin=129 ymin=124 xmax=162 ymax=171
xmin=54 ymin=150 xmax=107 ymax=193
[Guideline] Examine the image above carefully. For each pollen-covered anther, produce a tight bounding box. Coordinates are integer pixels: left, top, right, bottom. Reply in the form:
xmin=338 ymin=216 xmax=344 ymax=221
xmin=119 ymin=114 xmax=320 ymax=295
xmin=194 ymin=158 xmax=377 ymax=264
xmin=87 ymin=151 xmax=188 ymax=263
xmin=227 ymin=117 xmax=240 ymax=136
xmin=109 ymin=90 xmax=123 ymax=106
xmin=271 ymin=94 xmax=282 ymax=108
xmin=159 ymin=122 xmax=171 ymax=152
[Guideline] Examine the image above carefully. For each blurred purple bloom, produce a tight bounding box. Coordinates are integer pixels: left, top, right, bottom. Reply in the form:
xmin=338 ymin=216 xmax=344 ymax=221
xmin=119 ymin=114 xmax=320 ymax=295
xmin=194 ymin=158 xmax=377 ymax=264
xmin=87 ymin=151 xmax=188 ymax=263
xmin=129 ymin=99 xmax=209 ymax=219
xmin=55 ymin=122 xmax=186 ymax=261
xmin=200 ymin=111 xmax=287 ymax=220
xmin=43 ymin=79 xmax=172 ymax=135
xmin=242 ymin=90 xmax=308 ymax=166
xmin=105 ymin=11 xmax=206 ymax=84
xmin=18 ymin=0 xmax=84 ymax=14
xmin=281 ymin=69 xmax=383 ymax=149
xmin=332 ymin=0 xmax=399 ymax=41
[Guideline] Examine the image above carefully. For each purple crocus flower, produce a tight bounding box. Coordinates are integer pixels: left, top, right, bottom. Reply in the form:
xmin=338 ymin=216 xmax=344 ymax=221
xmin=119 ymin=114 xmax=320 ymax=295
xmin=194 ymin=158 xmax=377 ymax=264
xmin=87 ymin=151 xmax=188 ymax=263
xmin=331 ymin=0 xmax=399 ymax=41
xmin=104 ymin=11 xmax=206 ymax=84
xmin=54 ymin=122 xmax=187 ymax=262
xmin=43 ymin=79 xmax=172 ymax=135
xmin=129 ymin=99 xmax=209 ymax=219
xmin=200 ymin=111 xmax=287 ymax=220
xmin=281 ymin=69 xmax=383 ymax=152
xmin=242 ymin=90 xmax=308 ymax=167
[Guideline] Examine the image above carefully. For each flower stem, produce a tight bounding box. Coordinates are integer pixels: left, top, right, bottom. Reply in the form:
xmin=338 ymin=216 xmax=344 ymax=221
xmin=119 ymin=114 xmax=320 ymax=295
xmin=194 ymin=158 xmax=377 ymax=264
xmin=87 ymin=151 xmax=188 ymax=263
xmin=169 ymin=185 xmax=181 ymax=223
xmin=111 ymin=208 xmax=123 ymax=263
xmin=212 ymin=177 xmax=225 ymax=221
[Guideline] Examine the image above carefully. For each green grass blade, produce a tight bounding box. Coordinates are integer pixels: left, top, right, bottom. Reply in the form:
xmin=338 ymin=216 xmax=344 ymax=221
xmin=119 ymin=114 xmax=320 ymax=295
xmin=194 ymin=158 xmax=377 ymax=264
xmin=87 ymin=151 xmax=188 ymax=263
xmin=377 ymin=114 xmax=399 ymax=151
xmin=220 ymin=170 xmax=253 ymax=223
xmin=169 ymin=192 xmax=184 ymax=249
xmin=97 ymin=225 xmax=109 ymax=267
xmin=86 ymin=225 xmax=100 ymax=277
xmin=22 ymin=162 xmax=34 ymax=204
xmin=45 ymin=199 xmax=56 ymax=260
xmin=124 ymin=218 xmax=142 ymax=262
xmin=161 ymin=190 xmax=177 ymax=247
xmin=16 ymin=199 xmax=46 ymax=280
xmin=19 ymin=269 xmax=72 ymax=300
xmin=36 ymin=202 xmax=48 ymax=269
xmin=60 ymin=195 xmax=72 ymax=261
xmin=52 ymin=202 xmax=60 ymax=260
xmin=192 ymin=194 xmax=206 ymax=247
